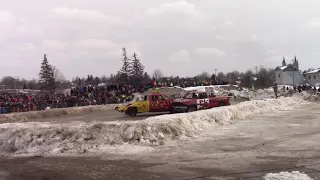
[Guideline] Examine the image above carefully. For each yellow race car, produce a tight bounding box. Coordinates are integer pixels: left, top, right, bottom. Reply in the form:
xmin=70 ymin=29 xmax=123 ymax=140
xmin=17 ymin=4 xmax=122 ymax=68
xmin=115 ymin=93 xmax=174 ymax=117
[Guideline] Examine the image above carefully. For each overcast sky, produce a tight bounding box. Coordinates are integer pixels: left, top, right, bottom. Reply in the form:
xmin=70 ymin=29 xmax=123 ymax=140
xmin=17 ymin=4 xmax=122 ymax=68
xmin=1 ymin=0 xmax=320 ymax=80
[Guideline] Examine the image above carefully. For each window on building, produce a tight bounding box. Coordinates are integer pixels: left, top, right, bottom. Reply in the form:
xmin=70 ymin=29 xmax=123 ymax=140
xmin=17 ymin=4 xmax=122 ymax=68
xmin=309 ymin=75 xmax=311 ymax=80
xmin=314 ymin=75 xmax=316 ymax=79
xmin=278 ymin=73 xmax=280 ymax=78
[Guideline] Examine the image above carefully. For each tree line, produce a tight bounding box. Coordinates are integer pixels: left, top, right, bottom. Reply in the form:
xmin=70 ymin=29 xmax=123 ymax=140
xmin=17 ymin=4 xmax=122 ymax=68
xmin=0 ymin=48 xmax=276 ymax=90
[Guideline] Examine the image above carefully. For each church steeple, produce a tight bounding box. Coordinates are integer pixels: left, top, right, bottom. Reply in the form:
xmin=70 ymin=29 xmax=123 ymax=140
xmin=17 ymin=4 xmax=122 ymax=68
xmin=282 ymin=56 xmax=286 ymax=66
xmin=292 ymin=55 xmax=299 ymax=70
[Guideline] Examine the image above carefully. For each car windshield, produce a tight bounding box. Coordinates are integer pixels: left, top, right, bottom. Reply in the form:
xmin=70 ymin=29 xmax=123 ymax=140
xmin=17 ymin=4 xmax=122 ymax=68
xmin=184 ymin=92 xmax=199 ymax=99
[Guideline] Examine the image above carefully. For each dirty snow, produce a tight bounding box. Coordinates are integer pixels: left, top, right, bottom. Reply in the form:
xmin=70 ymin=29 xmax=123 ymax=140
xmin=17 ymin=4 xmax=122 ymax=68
xmin=0 ymin=103 xmax=122 ymax=122
xmin=264 ymin=171 xmax=314 ymax=180
xmin=0 ymin=97 xmax=305 ymax=156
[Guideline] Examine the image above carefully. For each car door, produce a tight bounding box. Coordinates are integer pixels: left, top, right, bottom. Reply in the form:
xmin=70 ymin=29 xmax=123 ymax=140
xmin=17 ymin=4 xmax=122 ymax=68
xmin=149 ymin=95 xmax=160 ymax=112
xmin=197 ymin=93 xmax=210 ymax=109
xmin=159 ymin=94 xmax=171 ymax=111
xmin=137 ymin=95 xmax=150 ymax=113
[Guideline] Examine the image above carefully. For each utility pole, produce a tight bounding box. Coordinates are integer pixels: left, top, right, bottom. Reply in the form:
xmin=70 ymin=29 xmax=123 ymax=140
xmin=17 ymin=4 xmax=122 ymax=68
xmin=14 ymin=76 xmax=19 ymax=94
xmin=254 ymin=66 xmax=258 ymax=75
xmin=214 ymin=69 xmax=218 ymax=81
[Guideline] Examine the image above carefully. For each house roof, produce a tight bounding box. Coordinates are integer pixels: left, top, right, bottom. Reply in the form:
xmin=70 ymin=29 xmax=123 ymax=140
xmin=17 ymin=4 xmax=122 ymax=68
xmin=275 ymin=64 xmax=297 ymax=71
xmin=305 ymin=69 xmax=320 ymax=74
xmin=275 ymin=66 xmax=287 ymax=71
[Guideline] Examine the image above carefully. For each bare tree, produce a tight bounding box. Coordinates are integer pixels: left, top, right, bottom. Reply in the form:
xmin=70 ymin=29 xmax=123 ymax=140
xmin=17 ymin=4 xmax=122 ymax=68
xmin=217 ymin=72 xmax=227 ymax=81
xmin=52 ymin=66 xmax=65 ymax=83
xmin=51 ymin=65 xmax=66 ymax=89
xmin=152 ymin=69 xmax=164 ymax=80
xmin=1 ymin=76 xmax=16 ymax=89
xmin=196 ymin=71 xmax=210 ymax=81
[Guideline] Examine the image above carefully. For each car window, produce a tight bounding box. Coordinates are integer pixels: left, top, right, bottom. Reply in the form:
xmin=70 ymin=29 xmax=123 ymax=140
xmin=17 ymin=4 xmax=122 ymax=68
xmin=199 ymin=93 xmax=208 ymax=99
xmin=151 ymin=95 xmax=159 ymax=101
xmin=185 ymin=93 xmax=199 ymax=99
xmin=192 ymin=93 xmax=199 ymax=99
xmin=160 ymin=95 xmax=168 ymax=100
xmin=144 ymin=95 xmax=149 ymax=101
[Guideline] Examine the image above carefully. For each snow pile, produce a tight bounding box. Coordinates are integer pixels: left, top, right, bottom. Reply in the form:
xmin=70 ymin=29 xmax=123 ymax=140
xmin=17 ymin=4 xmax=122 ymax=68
xmin=0 ymin=97 xmax=304 ymax=155
xmin=293 ymin=91 xmax=320 ymax=102
xmin=264 ymin=171 xmax=314 ymax=180
xmin=0 ymin=104 xmax=122 ymax=123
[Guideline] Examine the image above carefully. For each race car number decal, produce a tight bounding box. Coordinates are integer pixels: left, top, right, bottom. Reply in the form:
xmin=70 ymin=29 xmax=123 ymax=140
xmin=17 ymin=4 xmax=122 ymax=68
xmin=196 ymin=98 xmax=209 ymax=110
xmin=197 ymin=98 xmax=209 ymax=104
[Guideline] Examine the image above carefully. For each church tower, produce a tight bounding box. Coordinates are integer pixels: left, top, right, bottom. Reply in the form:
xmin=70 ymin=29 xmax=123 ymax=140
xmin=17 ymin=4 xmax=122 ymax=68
xmin=292 ymin=56 xmax=299 ymax=70
xmin=282 ymin=56 xmax=286 ymax=66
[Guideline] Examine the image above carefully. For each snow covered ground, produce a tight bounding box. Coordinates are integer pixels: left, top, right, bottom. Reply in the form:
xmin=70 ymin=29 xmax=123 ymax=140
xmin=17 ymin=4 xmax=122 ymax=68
xmin=264 ymin=171 xmax=314 ymax=180
xmin=0 ymin=103 xmax=122 ymax=122
xmin=0 ymin=85 xmax=320 ymax=179
xmin=0 ymin=97 xmax=305 ymax=156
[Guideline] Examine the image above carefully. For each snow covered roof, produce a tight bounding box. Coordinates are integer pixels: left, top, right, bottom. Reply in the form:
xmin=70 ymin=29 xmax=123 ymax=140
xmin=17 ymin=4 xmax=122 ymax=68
xmin=280 ymin=66 xmax=287 ymax=70
xmin=305 ymin=69 xmax=320 ymax=74
xmin=275 ymin=66 xmax=288 ymax=71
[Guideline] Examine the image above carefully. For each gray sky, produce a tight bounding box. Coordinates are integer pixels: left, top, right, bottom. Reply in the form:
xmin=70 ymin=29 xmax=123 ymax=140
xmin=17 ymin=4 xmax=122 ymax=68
xmin=1 ymin=0 xmax=320 ymax=80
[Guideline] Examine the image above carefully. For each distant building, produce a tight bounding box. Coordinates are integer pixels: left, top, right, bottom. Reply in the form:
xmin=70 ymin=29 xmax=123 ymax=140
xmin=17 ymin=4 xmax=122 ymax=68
xmin=275 ymin=56 xmax=306 ymax=85
xmin=305 ymin=69 xmax=320 ymax=86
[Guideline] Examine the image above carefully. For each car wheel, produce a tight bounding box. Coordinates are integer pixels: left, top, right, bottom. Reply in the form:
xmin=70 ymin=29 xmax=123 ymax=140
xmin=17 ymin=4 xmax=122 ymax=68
xmin=218 ymin=102 xmax=225 ymax=107
xmin=125 ymin=107 xmax=137 ymax=117
xmin=187 ymin=106 xmax=196 ymax=112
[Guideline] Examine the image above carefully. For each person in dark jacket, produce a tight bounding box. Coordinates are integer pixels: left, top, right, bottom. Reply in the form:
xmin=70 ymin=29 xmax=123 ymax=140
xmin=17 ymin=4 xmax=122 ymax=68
xmin=273 ymin=83 xmax=278 ymax=99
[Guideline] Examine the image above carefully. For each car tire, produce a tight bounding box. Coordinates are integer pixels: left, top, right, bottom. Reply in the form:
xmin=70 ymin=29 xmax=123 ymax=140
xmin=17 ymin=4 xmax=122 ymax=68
xmin=218 ymin=102 xmax=225 ymax=107
xmin=187 ymin=106 xmax=197 ymax=112
xmin=125 ymin=107 xmax=137 ymax=117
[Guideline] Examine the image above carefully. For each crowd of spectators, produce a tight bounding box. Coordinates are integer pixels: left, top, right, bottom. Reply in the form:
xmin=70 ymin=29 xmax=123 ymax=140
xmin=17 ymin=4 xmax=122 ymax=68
xmin=0 ymin=83 xmax=143 ymax=114
xmin=0 ymin=79 xmax=240 ymax=114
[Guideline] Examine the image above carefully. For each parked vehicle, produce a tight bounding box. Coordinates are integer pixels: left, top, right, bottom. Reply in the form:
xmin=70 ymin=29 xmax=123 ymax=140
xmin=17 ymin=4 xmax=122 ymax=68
xmin=115 ymin=93 xmax=175 ymax=117
xmin=171 ymin=91 xmax=230 ymax=113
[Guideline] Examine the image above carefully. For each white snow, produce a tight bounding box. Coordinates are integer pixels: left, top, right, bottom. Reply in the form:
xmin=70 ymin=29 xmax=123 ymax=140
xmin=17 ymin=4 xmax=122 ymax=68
xmin=305 ymin=69 xmax=320 ymax=74
xmin=264 ymin=171 xmax=314 ymax=180
xmin=0 ymin=97 xmax=305 ymax=156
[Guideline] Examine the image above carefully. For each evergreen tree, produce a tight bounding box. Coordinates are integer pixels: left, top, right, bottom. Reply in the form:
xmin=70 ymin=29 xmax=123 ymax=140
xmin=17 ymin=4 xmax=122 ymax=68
xmin=39 ymin=54 xmax=55 ymax=91
xmin=86 ymin=74 xmax=94 ymax=85
xmin=78 ymin=78 xmax=82 ymax=86
xmin=129 ymin=52 xmax=145 ymax=84
xmin=143 ymin=72 xmax=151 ymax=81
xmin=118 ymin=47 xmax=131 ymax=82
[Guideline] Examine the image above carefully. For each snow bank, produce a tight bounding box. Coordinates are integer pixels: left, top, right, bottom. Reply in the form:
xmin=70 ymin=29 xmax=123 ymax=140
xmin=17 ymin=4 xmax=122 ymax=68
xmin=264 ymin=171 xmax=314 ymax=180
xmin=0 ymin=97 xmax=304 ymax=155
xmin=0 ymin=104 xmax=122 ymax=123
xmin=293 ymin=91 xmax=320 ymax=102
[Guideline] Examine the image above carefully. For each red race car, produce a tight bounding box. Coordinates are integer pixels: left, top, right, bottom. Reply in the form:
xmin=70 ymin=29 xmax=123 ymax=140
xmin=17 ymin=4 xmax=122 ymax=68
xmin=171 ymin=91 xmax=230 ymax=113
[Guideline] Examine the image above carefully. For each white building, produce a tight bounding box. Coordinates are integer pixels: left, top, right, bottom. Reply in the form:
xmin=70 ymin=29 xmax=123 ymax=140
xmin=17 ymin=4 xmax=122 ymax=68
xmin=305 ymin=69 xmax=320 ymax=86
xmin=275 ymin=56 xmax=306 ymax=85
